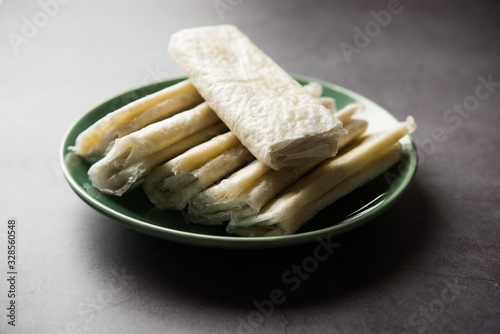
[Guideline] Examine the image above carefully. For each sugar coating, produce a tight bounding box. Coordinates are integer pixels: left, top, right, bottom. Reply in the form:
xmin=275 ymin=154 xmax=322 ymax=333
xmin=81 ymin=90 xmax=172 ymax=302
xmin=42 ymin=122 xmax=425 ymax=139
xmin=168 ymin=25 xmax=344 ymax=170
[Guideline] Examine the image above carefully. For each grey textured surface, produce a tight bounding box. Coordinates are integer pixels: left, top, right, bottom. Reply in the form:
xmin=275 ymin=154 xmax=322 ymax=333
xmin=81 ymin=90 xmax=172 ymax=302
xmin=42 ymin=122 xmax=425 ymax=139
xmin=1 ymin=0 xmax=499 ymax=333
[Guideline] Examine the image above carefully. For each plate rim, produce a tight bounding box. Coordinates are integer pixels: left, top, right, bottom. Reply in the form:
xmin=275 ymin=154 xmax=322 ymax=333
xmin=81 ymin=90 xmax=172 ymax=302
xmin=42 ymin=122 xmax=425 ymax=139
xmin=60 ymin=75 xmax=418 ymax=249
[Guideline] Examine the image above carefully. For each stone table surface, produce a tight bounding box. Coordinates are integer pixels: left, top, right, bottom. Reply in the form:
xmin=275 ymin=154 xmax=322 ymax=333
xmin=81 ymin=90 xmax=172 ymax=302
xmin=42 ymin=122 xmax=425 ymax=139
xmin=1 ymin=0 xmax=499 ymax=333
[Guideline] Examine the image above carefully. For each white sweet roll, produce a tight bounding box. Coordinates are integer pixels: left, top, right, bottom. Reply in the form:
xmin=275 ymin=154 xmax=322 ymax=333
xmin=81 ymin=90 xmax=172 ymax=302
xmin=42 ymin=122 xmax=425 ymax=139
xmin=87 ymin=103 xmax=222 ymax=195
xmin=188 ymin=116 xmax=368 ymax=226
xmin=227 ymin=142 xmax=403 ymax=237
xmin=168 ymin=25 xmax=345 ymax=170
xmin=75 ymin=79 xmax=203 ymax=157
xmin=143 ymin=132 xmax=253 ymax=210
xmin=87 ymin=123 xmax=227 ymax=196
xmin=228 ymin=117 xmax=416 ymax=235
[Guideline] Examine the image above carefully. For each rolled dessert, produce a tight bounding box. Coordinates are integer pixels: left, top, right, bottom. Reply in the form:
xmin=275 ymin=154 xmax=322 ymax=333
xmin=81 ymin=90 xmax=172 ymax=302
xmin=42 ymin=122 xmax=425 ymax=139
xmin=188 ymin=104 xmax=365 ymax=225
xmin=189 ymin=119 xmax=368 ymax=225
xmin=87 ymin=102 xmax=224 ymax=195
xmin=227 ymin=142 xmax=403 ymax=237
xmin=75 ymin=79 xmax=203 ymax=157
xmin=226 ymin=116 xmax=416 ymax=235
xmin=143 ymin=132 xmax=253 ymax=210
xmin=84 ymin=83 xmax=340 ymax=197
xmin=168 ymin=25 xmax=345 ymax=170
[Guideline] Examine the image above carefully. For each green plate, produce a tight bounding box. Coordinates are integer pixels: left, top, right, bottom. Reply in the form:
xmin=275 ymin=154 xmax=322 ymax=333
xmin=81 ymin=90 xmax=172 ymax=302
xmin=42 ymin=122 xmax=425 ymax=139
xmin=60 ymin=75 xmax=417 ymax=249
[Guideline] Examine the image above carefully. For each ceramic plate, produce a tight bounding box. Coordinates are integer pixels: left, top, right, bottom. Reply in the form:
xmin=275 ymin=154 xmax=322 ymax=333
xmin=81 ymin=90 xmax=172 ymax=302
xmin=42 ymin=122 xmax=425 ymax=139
xmin=60 ymin=76 xmax=417 ymax=249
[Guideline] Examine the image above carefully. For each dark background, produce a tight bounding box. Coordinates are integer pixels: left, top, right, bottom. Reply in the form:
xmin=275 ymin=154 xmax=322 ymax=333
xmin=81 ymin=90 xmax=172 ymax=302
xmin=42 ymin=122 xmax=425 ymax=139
xmin=1 ymin=0 xmax=499 ymax=333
